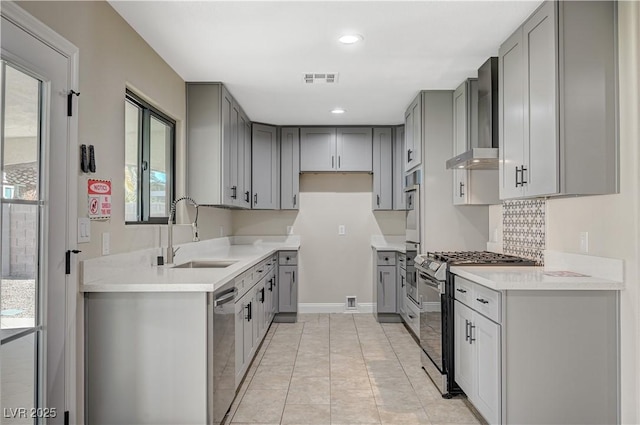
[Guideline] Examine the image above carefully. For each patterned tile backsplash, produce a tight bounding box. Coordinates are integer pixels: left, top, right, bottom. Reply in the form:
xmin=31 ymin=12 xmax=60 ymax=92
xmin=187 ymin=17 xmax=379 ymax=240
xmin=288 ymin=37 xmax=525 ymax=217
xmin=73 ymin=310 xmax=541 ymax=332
xmin=503 ymin=199 xmax=546 ymax=265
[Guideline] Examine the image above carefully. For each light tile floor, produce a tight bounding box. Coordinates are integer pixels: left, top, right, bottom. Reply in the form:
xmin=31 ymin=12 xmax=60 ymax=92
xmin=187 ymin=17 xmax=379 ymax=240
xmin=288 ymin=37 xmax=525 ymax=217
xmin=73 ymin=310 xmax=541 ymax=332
xmin=226 ymin=313 xmax=480 ymax=425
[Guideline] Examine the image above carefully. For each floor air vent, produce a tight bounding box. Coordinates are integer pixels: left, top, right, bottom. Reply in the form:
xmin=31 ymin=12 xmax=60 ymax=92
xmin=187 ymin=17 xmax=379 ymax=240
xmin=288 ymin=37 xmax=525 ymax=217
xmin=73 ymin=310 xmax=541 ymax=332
xmin=303 ymin=73 xmax=339 ymax=84
xmin=346 ymin=296 xmax=357 ymax=311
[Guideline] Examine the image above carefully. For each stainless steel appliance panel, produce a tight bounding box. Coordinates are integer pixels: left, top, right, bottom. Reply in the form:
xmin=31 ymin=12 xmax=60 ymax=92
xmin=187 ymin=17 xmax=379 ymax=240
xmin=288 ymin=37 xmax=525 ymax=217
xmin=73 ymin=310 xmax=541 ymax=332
xmin=209 ymin=286 xmax=237 ymax=424
xmin=418 ymin=272 xmax=444 ymax=372
xmin=405 ymin=188 xmax=420 ymax=243
xmin=405 ymin=242 xmax=420 ymax=306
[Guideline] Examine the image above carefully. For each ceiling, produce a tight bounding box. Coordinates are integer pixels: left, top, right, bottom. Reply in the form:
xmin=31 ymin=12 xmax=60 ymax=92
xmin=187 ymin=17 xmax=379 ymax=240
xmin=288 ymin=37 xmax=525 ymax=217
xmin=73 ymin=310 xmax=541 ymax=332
xmin=109 ymin=1 xmax=541 ymax=126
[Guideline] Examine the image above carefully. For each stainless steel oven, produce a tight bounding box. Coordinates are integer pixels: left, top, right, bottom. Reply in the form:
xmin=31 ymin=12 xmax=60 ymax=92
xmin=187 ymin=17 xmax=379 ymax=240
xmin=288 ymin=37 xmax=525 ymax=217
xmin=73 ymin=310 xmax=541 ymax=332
xmin=417 ymin=270 xmax=446 ymax=392
xmin=405 ymin=170 xmax=421 ymax=245
xmin=405 ymin=242 xmax=419 ymax=306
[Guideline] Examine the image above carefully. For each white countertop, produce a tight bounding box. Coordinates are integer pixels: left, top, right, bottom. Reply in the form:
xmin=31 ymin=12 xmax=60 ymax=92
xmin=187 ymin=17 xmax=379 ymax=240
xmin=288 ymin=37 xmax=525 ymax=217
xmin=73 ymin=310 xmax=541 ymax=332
xmin=450 ymin=266 xmax=623 ymax=290
xmin=370 ymin=235 xmax=405 ymax=252
xmin=80 ymin=236 xmax=300 ymax=293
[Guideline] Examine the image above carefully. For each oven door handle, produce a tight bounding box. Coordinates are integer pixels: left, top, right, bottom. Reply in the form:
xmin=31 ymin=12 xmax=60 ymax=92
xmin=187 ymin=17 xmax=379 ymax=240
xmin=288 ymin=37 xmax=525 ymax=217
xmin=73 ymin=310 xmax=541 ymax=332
xmin=418 ymin=272 xmax=444 ymax=294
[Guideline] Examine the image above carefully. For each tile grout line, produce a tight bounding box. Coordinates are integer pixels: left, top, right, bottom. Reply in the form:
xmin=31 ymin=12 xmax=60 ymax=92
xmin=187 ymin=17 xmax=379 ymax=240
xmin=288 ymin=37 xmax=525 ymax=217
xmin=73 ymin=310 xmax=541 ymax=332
xmin=279 ymin=320 xmax=304 ymax=425
xmin=353 ymin=315 xmax=383 ymax=425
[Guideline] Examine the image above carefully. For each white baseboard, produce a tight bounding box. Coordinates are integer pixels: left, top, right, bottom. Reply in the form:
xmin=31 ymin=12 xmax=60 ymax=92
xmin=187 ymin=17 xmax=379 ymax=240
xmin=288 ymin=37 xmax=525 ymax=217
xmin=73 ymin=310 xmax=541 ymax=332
xmin=299 ymin=303 xmax=375 ymax=314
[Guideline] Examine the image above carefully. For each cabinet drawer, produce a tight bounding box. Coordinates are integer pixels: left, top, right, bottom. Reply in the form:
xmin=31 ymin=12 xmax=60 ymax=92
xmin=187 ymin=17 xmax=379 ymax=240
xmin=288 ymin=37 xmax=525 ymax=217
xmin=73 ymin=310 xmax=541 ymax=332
xmin=454 ymin=276 xmax=474 ymax=305
xmin=279 ymin=251 xmax=298 ymax=265
xmin=404 ymin=297 xmax=420 ymax=337
xmin=398 ymin=253 xmax=406 ymax=267
xmin=473 ymin=283 xmax=501 ymax=323
xmin=377 ymin=252 xmax=396 ymax=266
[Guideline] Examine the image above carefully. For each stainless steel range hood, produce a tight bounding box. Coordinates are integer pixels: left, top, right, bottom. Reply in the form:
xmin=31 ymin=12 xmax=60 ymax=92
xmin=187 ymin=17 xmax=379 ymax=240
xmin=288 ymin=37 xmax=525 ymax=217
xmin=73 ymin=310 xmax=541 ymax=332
xmin=446 ymin=57 xmax=498 ymax=170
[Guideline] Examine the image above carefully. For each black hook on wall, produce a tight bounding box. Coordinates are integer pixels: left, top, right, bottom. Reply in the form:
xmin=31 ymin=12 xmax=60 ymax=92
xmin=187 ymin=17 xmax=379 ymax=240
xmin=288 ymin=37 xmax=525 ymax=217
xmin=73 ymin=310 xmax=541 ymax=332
xmin=67 ymin=89 xmax=80 ymax=117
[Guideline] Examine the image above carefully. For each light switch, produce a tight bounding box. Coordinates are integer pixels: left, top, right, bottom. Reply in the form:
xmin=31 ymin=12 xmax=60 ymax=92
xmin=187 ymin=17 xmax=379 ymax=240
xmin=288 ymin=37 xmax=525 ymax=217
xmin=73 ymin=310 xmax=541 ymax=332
xmin=78 ymin=218 xmax=90 ymax=243
xmin=338 ymin=225 xmax=346 ymax=235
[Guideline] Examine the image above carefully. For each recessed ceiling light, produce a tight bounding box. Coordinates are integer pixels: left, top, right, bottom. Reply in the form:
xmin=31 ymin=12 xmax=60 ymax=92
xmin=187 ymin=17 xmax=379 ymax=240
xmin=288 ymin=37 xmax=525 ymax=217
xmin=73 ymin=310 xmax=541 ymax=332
xmin=458 ymin=165 xmax=464 ymax=169
xmin=472 ymin=159 xmax=480 ymax=163
xmin=331 ymin=108 xmax=346 ymax=114
xmin=339 ymin=34 xmax=363 ymax=44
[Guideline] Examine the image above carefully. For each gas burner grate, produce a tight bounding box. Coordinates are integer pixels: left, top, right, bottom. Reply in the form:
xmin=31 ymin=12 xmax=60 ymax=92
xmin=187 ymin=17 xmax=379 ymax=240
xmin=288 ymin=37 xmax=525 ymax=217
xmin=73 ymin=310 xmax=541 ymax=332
xmin=427 ymin=251 xmax=535 ymax=266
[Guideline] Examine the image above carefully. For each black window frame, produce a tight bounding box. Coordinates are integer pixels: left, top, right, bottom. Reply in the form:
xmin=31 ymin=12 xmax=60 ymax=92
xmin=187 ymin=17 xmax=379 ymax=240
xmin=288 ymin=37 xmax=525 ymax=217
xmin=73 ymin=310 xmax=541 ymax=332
xmin=125 ymin=89 xmax=176 ymax=225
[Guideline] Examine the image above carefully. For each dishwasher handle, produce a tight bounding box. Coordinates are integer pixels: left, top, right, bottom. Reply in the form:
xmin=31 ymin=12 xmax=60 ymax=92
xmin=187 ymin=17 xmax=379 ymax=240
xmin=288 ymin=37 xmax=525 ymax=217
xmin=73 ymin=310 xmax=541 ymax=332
xmin=214 ymin=288 xmax=237 ymax=307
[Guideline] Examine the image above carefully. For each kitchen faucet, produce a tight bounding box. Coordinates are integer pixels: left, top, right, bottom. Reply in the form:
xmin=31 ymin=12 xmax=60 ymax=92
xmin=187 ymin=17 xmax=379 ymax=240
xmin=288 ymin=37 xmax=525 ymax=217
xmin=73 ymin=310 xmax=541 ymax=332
xmin=166 ymin=196 xmax=199 ymax=264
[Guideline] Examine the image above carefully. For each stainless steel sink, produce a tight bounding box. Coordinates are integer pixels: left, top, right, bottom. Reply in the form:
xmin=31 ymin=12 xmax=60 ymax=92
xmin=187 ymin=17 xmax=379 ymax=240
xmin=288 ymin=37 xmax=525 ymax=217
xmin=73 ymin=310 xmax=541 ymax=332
xmin=173 ymin=260 xmax=238 ymax=269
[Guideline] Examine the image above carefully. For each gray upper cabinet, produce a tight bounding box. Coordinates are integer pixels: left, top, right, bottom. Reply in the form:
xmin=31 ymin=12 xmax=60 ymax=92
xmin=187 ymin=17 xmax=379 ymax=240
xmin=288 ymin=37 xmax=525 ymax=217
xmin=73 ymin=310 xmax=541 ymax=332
xmin=300 ymin=127 xmax=336 ymax=171
xmin=404 ymin=95 xmax=422 ymax=171
xmin=251 ymin=123 xmax=279 ymax=210
xmin=186 ymin=83 xmax=251 ymax=208
xmin=392 ymin=126 xmax=406 ymax=210
xmin=300 ymin=127 xmax=372 ymax=172
xmin=280 ymin=127 xmax=300 ymax=210
xmin=337 ymin=128 xmax=373 ymax=172
xmin=239 ymin=110 xmax=252 ymax=207
xmin=452 ymin=80 xmax=498 ymax=205
xmin=372 ymin=128 xmax=393 ymax=210
xmin=499 ymin=1 xmax=618 ymax=199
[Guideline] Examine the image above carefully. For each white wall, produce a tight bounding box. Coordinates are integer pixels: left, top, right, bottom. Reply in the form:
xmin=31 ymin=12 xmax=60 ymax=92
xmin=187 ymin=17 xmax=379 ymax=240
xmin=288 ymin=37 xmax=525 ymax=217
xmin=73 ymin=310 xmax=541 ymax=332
xmin=488 ymin=4 xmax=640 ymax=422
xmin=233 ymin=174 xmax=405 ymax=305
xmin=17 ymin=0 xmax=232 ymax=260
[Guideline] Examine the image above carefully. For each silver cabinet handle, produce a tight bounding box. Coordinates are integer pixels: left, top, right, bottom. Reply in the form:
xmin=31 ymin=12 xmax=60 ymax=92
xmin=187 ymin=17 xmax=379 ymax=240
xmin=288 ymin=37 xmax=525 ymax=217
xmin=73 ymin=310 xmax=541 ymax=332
xmin=465 ymin=319 xmax=470 ymax=342
xmin=459 ymin=181 xmax=465 ymax=197
xmin=469 ymin=323 xmax=476 ymax=343
xmin=214 ymin=289 xmax=237 ymax=307
xmin=521 ymin=166 xmax=528 ymax=184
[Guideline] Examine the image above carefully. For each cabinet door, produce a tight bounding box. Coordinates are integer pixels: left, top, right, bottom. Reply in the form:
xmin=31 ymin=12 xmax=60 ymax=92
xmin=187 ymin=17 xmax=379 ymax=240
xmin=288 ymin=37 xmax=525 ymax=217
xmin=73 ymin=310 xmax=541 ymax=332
xmin=499 ymin=28 xmax=526 ymax=199
xmin=252 ymin=123 xmax=279 ymax=209
xmin=300 ymin=128 xmax=336 ymax=171
xmin=454 ymin=300 xmax=475 ymax=396
xmin=241 ymin=292 xmax=254 ymax=365
xmin=280 ymin=128 xmax=300 ymax=210
xmin=473 ymin=313 xmax=501 ymax=425
xmin=392 ymin=126 xmax=406 ymax=210
xmin=255 ymin=284 xmax=265 ymax=344
xmin=337 ymin=127 xmax=373 ymax=172
xmin=239 ymin=112 xmax=252 ymax=208
xmin=405 ymin=95 xmax=422 ymax=170
xmin=278 ymin=265 xmax=297 ymax=313
xmin=377 ymin=266 xmax=397 ymax=313
xmin=523 ymin=1 xmax=558 ymax=197
xmin=452 ymin=82 xmax=469 ymax=205
xmin=372 ymin=128 xmax=393 ymax=210
xmin=221 ymin=88 xmax=236 ymax=205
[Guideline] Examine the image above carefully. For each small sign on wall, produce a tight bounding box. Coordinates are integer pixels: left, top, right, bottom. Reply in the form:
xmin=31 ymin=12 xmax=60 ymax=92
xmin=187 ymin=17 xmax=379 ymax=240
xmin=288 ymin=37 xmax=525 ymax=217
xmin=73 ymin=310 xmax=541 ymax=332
xmin=88 ymin=179 xmax=111 ymax=220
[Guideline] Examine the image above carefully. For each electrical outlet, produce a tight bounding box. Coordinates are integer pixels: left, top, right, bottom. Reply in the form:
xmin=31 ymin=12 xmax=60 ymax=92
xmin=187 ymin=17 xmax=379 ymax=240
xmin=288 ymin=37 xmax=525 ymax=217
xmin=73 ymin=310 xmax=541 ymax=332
xmin=579 ymin=232 xmax=589 ymax=253
xmin=102 ymin=232 xmax=110 ymax=255
xmin=338 ymin=225 xmax=346 ymax=235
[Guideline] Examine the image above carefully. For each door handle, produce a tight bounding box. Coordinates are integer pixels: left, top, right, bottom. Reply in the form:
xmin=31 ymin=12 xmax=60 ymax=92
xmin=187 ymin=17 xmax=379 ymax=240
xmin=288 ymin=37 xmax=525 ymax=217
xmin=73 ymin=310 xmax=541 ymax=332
xmin=293 ymin=194 xmax=297 ymax=207
xmin=244 ymin=191 xmax=250 ymax=203
xmin=476 ymin=298 xmax=489 ymax=305
xmin=459 ymin=181 xmax=465 ymax=197
xmin=456 ymin=288 xmax=467 ymax=294
xmin=231 ymin=186 xmax=237 ymax=199
xmin=515 ymin=166 xmax=522 ymax=187
xmin=465 ymin=319 xmax=470 ymax=342
xmin=254 ymin=193 xmax=258 ymax=205
xmin=407 ymin=149 xmax=413 ymax=163
xmin=332 ymin=156 xmax=335 ymax=168
xmin=469 ymin=323 xmax=476 ymax=343
xmin=377 ymin=194 xmax=380 ymax=206
xmin=521 ymin=166 xmax=528 ymax=185
xmin=338 ymin=156 xmax=341 ymax=168
xmin=292 ymin=271 xmax=296 ymax=283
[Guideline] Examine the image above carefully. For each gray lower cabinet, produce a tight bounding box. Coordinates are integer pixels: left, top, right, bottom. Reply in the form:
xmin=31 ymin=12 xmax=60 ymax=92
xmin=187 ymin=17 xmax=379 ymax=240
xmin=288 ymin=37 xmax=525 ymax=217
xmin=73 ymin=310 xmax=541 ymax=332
xmin=372 ymin=128 xmax=393 ymax=210
xmin=275 ymin=251 xmax=298 ymax=321
xmin=280 ymin=127 xmax=300 ymax=209
xmin=278 ymin=265 xmax=297 ymax=313
xmin=251 ymin=123 xmax=279 ymax=209
xmin=453 ymin=274 xmax=618 ymax=425
xmin=392 ymin=126 xmax=406 ymax=210
xmin=373 ymin=250 xmax=400 ymax=323
xmin=499 ymin=0 xmax=617 ymax=199
xmin=376 ymin=266 xmax=396 ymax=313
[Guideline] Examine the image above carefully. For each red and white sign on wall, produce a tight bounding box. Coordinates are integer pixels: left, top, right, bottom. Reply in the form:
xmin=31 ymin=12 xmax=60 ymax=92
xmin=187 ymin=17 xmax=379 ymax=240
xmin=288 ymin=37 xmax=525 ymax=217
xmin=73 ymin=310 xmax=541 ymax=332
xmin=88 ymin=179 xmax=111 ymax=220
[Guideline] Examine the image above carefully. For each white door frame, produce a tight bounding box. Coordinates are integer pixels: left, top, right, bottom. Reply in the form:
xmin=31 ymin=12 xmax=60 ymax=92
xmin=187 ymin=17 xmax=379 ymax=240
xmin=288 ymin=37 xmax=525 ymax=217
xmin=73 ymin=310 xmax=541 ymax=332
xmin=1 ymin=2 xmax=79 ymax=422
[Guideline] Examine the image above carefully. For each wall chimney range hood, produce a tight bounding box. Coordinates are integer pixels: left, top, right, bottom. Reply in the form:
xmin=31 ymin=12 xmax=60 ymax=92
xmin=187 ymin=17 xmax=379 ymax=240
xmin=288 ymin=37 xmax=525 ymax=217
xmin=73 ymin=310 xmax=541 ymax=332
xmin=446 ymin=57 xmax=498 ymax=170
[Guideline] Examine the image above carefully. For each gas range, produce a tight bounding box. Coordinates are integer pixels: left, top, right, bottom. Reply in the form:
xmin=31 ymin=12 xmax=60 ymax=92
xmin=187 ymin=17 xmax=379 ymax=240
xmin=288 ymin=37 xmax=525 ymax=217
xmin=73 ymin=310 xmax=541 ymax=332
xmin=415 ymin=251 xmax=535 ymax=282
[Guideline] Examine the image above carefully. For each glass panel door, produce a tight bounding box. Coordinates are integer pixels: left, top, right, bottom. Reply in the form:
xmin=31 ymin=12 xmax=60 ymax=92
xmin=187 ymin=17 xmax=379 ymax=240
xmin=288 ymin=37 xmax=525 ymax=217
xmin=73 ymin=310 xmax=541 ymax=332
xmin=1 ymin=61 xmax=43 ymax=423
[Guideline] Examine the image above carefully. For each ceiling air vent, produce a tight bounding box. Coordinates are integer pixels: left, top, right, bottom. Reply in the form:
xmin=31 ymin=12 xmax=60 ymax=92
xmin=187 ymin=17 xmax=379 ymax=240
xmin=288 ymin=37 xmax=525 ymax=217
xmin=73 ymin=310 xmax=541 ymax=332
xmin=303 ymin=73 xmax=339 ymax=84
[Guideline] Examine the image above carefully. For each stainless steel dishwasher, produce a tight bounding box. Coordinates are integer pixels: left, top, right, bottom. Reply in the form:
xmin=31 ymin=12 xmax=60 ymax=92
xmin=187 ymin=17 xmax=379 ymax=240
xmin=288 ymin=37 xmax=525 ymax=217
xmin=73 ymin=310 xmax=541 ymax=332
xmin=208 ymin=285 xmax=237 ymax=424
